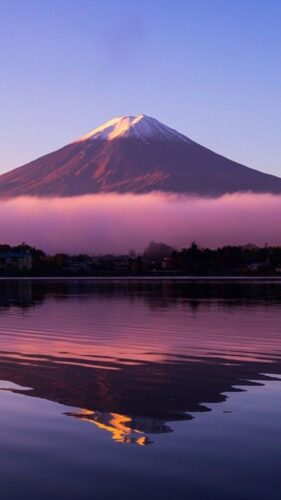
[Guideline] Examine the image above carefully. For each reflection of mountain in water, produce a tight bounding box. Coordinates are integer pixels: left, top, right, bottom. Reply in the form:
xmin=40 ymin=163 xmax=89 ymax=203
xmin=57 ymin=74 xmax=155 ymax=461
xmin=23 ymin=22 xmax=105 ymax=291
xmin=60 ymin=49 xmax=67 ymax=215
xmin=0 ymin=279 xmax=281 ymax=445
xmin=64 ymin=410 xmax=170 ymax=445
xmin=2 ymin=348 xmax=281 ymax=445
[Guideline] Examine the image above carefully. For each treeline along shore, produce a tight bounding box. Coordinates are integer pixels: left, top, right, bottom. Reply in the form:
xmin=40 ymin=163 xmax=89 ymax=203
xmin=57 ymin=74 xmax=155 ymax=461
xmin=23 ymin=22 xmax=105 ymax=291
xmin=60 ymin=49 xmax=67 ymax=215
xmin=1 ymin=241 xmax=281 ymax=277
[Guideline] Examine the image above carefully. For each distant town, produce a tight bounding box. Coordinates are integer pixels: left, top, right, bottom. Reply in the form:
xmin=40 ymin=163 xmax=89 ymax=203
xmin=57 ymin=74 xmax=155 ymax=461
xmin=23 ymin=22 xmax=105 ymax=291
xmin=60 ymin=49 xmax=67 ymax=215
xmin=1 ymin=241 xmax=281 ymax=277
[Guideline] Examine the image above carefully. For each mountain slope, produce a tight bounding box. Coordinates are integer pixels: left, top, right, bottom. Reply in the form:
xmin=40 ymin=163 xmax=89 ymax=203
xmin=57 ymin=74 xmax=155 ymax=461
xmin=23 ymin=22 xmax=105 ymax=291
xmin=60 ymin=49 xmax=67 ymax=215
xmin=0 ymin=114 xmax=281 ymax=197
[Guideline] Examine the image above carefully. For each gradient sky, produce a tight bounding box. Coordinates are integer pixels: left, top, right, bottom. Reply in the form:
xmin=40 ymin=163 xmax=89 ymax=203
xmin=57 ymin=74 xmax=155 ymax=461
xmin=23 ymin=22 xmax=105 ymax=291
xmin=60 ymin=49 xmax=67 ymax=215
xmin=1 ymin=0 xmax=281 ymax=176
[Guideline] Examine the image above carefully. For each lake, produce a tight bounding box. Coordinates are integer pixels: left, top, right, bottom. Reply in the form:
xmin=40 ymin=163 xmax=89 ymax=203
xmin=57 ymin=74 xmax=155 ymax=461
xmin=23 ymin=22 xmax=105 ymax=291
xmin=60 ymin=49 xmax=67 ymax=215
xmin=0 ymin=278 xmax=280 ymax=499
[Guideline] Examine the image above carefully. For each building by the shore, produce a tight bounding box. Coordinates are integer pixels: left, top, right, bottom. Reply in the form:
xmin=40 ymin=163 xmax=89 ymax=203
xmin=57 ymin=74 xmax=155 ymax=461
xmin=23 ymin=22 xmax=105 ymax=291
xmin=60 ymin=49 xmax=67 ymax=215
xmin=0 ymin=250 xmax=32 ymax=271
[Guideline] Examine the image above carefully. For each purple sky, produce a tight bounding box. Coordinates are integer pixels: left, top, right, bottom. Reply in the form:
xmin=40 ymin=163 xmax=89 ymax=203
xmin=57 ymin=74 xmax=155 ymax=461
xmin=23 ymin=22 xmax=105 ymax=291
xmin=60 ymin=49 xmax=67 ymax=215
xmin=0 ymin=0 xmax=281 ymax=176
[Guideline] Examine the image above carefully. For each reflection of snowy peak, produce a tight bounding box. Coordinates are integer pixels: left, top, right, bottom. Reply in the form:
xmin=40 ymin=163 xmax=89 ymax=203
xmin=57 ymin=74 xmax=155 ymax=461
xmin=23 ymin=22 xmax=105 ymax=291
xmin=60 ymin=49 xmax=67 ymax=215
xmin=1 ymin=114 xmax=281 ymax=197
xmin=76 ymin=114 xmax=192 ymax=143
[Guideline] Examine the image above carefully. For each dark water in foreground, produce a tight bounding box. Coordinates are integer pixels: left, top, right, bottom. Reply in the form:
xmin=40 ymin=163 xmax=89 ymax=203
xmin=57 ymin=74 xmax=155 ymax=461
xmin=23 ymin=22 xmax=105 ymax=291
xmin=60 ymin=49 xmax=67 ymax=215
xmin=0 ymin=279 xmax=280 ymax=499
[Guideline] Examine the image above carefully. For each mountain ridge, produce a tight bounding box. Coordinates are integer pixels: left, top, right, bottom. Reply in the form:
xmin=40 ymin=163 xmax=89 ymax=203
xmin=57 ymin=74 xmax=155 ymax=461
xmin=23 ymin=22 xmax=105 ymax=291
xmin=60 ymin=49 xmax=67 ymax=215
xmin=0 ymin=114 xmax=281 ymax=198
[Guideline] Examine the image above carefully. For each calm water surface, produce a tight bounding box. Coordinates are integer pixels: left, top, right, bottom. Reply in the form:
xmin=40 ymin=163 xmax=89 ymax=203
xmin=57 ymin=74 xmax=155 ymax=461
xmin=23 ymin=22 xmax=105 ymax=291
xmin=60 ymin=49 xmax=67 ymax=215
xmin=0 ymin=279 xmax=280 ymax=499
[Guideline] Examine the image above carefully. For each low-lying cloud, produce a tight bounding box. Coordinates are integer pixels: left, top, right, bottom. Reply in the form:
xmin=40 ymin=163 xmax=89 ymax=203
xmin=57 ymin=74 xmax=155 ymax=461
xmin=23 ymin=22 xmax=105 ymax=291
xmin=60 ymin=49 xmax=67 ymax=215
xmin=0 ymin=192 xmax=281 ymax=254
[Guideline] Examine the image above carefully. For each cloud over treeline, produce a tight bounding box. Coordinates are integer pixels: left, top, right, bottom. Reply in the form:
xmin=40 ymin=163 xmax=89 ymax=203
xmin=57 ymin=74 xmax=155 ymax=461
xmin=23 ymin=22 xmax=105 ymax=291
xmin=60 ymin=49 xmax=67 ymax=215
xmin=0 ymin=192 xmax=280 ymax=254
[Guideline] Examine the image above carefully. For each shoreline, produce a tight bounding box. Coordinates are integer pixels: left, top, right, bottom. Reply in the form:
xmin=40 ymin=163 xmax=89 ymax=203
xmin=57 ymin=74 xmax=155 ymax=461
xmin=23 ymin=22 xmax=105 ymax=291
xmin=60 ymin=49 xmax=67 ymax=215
xmin=1 ymin=275 xmax=281 ymax=281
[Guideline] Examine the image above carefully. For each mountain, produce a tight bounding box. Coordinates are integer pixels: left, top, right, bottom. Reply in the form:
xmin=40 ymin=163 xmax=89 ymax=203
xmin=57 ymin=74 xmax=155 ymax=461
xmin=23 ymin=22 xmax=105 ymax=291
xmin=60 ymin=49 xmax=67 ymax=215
xmin=0 ymin=114 xmax=281 ymax=197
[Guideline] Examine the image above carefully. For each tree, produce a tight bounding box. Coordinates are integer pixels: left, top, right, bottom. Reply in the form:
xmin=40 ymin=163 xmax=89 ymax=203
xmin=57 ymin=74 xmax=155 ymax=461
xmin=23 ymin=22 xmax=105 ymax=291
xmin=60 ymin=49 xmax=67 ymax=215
xmin=143 ymin=241 xmax=174 ymax=259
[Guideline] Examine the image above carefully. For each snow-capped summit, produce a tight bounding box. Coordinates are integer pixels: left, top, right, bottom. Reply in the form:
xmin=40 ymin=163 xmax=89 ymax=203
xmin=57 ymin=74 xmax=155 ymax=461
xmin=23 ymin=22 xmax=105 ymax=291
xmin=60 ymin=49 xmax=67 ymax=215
xmin=76 ymin=114 xmax=192 ymax=144
xmin=0 ymin=114 xmax=281 ymax=198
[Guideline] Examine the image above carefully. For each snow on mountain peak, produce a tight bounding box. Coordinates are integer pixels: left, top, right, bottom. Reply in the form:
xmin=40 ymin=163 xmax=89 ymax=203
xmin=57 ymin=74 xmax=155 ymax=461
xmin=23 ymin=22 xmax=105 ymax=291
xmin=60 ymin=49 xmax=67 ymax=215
xmin=75 ymin=114 xmax=192 ymax=144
